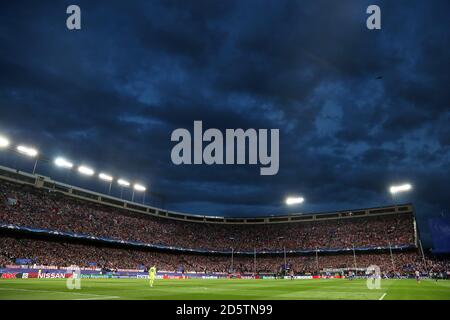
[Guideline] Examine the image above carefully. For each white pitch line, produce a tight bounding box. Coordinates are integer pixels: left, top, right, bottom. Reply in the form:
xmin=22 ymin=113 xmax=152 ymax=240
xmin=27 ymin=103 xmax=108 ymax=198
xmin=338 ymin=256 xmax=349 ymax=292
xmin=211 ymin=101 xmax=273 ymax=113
xmin=72 ymin=296 xmax=120 ymax=300
xmin=379 ymin=293 xmax=387 ymax=300
xmin=0 ymin=287 xmax=120 ymax=299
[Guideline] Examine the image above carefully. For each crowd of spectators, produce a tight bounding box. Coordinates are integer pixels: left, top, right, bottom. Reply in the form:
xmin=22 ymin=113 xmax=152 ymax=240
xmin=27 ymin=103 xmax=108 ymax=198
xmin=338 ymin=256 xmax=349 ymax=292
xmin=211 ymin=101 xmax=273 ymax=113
xmin=1 ymin=236 xmax=448 ymax=276
xmin=0 ymin=180 xmax=415 ymax=251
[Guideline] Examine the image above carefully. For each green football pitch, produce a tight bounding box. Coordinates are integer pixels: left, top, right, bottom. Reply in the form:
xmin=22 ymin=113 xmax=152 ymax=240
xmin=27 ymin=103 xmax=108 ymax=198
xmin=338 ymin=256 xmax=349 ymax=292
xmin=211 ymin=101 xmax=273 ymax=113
xmin=0 ymin=278 xmax=449 ymax=300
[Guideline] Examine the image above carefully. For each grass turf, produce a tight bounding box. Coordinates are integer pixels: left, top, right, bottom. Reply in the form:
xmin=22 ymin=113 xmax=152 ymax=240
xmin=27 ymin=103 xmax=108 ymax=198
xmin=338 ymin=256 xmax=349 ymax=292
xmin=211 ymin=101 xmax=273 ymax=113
xmin=0 ymin=278 xmax=449 ymax=300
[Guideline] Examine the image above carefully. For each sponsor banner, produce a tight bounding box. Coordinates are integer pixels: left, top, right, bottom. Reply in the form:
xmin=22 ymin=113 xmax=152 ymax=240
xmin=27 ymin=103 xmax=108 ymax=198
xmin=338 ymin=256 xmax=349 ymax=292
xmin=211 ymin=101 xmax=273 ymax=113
xmin=162 ymin=275 xmax=188 ymax=279
xmin=5 ymin=265 xmax=19 ymax=269
xmin=80 ymin=274 xmax=111 ymax=279
xmin=0 ymin=272 xmax=37 ymax=279
xmin=294 ymin=276 xmax=313 ymax=279
xmin=313 ymin=275 xmax=343 ymax=279
xmin=32 ymin=265 xmax=59 ymax=270
xmin=38 ymin=272 xmax=71 ymax=279
xmin=117 ymin=268 xmax=144 ymax=273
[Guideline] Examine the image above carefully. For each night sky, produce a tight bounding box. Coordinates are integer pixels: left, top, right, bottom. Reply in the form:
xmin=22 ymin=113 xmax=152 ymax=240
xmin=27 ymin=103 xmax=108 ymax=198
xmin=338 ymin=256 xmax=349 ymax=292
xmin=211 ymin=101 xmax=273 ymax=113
xmin=0 ymin=1 xmax=449 ymax=245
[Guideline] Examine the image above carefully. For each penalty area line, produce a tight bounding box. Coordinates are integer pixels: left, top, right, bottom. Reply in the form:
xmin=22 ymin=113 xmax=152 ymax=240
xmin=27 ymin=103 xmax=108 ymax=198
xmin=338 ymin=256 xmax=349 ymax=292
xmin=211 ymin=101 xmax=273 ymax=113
xmin=379 ymin=293 xmax=387 ymax=300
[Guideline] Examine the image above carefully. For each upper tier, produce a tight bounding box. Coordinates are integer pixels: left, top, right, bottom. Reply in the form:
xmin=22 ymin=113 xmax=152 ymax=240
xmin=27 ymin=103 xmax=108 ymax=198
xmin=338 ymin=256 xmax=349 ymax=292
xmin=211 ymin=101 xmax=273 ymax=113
xmin=0 ymin=165 xmax=417 ymax=252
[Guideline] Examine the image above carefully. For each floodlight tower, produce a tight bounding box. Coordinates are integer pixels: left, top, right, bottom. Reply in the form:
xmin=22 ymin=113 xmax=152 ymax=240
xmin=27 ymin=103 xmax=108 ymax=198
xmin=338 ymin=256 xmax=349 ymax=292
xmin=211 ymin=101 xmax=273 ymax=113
xmin=0 ymin=136 xmax=10 ymax=166
xmin=388 ymin=182 xmax=413 ymax=208
xmin=99 ymin=173 xmax=114 ymax=194
xmin=17 ymin=145 xmax=39 ymax=174
xmin=388 ymin=182 xmax=425 ymax=267
xmin=132 ymin=184 xmax=146 ymax=202
xmin=118 ymin=179 xmax=130 ymax=199
xmin=54 ymin=157 xmax=74 ymax=182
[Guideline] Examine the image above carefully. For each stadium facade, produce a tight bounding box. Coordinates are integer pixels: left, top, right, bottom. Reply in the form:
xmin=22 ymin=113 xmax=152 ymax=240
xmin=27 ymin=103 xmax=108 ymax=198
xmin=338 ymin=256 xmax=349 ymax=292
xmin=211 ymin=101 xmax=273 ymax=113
xmin=0 ymin=164 xmax=418 ymax=226
xmin=1 ymin=163 xmax=447 ymax=280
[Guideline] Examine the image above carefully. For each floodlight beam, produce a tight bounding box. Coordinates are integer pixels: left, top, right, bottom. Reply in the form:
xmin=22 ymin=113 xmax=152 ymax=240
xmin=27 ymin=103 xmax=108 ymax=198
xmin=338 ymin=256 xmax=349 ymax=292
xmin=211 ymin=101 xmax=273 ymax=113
xmin=0 ymin=136 xmax=10 ymax=148
xmin=17 ymin=145 xmax=38 ymax=157
xmin=99 ymin=173 xmax=113 ymax=182
xmin=285 ymin=196 xmax=305 ymax=205
xmin=134 ymin=184 xmax=146 ymax=192
xmin=389 ymin=183 xmax=412 ymax=194
xmin=54 ymin=157 xmax=73 ymax=169
xmin=78 ymin=165 xmax=94 ymax=176
xmin=118 ymin=179 xmax=130 ymax=187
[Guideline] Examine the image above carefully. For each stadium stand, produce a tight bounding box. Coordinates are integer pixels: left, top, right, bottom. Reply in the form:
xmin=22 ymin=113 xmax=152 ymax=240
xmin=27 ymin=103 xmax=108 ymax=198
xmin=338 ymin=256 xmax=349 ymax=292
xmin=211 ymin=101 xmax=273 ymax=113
xmin=0 ymin=167 xmax=448 ymax=278
xmin=0 ymin=235 xmax=447 ymax=276
xmin=0 ymin=179 xmax=415 ymax=251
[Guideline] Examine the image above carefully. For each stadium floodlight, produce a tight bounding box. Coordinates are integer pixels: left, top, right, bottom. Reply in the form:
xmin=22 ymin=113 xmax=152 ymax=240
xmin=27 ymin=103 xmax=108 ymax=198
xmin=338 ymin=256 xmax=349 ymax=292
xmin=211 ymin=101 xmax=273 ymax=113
xmin=285 ymin=196 xmax=305 ymax=205
xmin=118 ymin=179 xmax=130 ymax=187
xmin=0 ymin=136 xmax=10 ymax=148
xmin=389 ymin=183 xmax=412 ymax=195
xmin=132 ymin=183 xmax=146 ymax=202
xmin=134 ymin=184 xmax=146 ymax=192
xmin=54 ymin=157 xmax=73 ymax=169
xmin=99 ymin=173 xmax=114 ymax=194
xmin=118 ymin=179 xmax=130 ymax=199
xmin=78 ymin=165 xmax=94 ymax=176
xmin=17 ymin=145 xmax=38 ymax=157
xmin=99 ymin=173 xmax=113 ymax=182
xmin=17 ymin=145 xmax=39 ymax=174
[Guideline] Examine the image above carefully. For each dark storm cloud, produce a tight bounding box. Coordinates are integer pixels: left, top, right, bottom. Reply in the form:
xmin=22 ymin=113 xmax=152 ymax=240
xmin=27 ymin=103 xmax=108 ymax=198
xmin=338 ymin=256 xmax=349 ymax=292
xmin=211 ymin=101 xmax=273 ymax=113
xmin=0 ymin=0 xmax=449 ymax=244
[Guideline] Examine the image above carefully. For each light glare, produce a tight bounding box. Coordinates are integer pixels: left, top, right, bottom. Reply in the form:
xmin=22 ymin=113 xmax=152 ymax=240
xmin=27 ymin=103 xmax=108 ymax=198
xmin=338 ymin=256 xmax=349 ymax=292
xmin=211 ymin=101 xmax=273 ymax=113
xmin=78 ymin=165 xmax=94 ymax=176
xmin=134 ymin=184 xmax=146 ymax=192
xmin=99 ymin=173 xmax=113 ymax=182
xmin=54 ymin=157 xmax=73 ymax=169
xmin=17 ymin=145 xmax=38 ymax=157
xmin=390 ymin=183 xmax=412 ymax=194
xmin=286 ymin=196 xmax=305 ymax=205
xmin=118 ymin=179 xmax=130 ymax=187
xmin=0 ymin=136 xmax=10 ymax=148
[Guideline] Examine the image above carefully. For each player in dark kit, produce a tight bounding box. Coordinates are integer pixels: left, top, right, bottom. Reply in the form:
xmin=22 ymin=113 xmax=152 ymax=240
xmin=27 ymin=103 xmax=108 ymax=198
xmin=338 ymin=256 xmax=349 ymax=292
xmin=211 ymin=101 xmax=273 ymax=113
xmin=348 ymin=271 xmax=354 ymax=280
